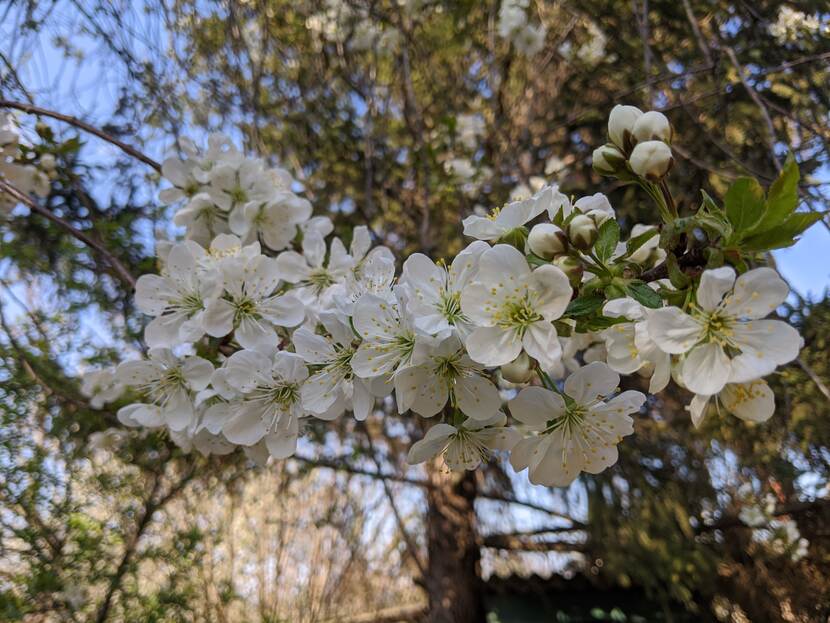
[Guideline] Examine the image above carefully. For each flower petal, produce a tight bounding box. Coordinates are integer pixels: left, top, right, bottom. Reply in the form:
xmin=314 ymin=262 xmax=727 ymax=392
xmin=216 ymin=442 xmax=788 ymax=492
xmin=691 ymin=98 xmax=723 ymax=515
xmin=680 ymin=342 xmax=731 ymax=396
xmin=729 ymin=319 xmax=802 ymax=383
xmin=522 ymin=321 xmax=562 ymax=370
xmin=696 ymin=266 xmax=736 ymax=312
xmin=721 ymin=381 xmax=775 ymax=423
xmin=465 ymin=325 xmax=522 ymax=367
xmin=564 ymin=362 xmax=619 ymax=404
xmin=723 ymin=267 xmax=789 ymax=319
xmin=455 ymin=374 xmax=500 ymax=421
xmin=530 ymin=265 xmax=572 ymax=321
xmin=646 ymin=307 xmax=702 ymax=354
xmin=407 ymin=423 xmax=455 ymax=464
xmin=509 ymin=386 xmax=565 ymax=428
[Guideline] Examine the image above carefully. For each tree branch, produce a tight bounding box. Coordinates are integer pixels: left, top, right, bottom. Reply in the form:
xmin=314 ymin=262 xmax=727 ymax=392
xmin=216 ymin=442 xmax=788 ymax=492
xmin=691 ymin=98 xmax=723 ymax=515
xmin=641 ymin=246 xmax=706 ymax=282
xmin=0 ymin=99 xmax=161 ymax=172
xmin=482 ymin=534 xmax=587 ymax=553
xmin=0 ymin=179 xmax=137 ymax=289
xmin=697 ymin=498 xmax=830 ymax=534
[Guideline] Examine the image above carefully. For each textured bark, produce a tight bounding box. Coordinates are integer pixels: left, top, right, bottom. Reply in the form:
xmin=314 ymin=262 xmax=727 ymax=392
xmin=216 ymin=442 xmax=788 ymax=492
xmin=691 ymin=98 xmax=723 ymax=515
xmin=424 ymin=463 xmax=485 ymax=623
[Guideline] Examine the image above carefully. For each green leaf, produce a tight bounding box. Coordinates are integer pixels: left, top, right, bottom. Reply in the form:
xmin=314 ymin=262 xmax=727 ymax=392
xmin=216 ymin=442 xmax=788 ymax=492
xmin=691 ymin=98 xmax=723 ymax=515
xmin=749 ymin=155 xmax=799 ymax=234
xmin=575 ymin=315 xmax=628 ymax=332
xmin=699 ymin=189 xmax=721 ymax=215
xmin=741 ymin=211 xmax=823 ymax=251
xmin=724 ymin=177 xmax=766 ymax=233
xmin=624 ymin=281 xmax=663 ymax=309
xmin=564 ymin=295 xmax=605 ymax=317
xmin=665 ymin=253 xmax=690 ymax=289
xmin=595 ymin=219 xmax=620 ymax=263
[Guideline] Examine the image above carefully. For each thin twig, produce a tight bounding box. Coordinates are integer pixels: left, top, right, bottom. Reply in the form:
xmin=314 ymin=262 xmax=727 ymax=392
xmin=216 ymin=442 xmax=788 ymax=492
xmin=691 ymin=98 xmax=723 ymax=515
xmin=0 ymin=179 xmax=137 ymax=288
xmin=722 ymin=46 xmax=782 ymax=172
xmin=0 ymin=99 xmax=161 ymax=172
xmin=361 ymin=423 xmax=428 ymax=576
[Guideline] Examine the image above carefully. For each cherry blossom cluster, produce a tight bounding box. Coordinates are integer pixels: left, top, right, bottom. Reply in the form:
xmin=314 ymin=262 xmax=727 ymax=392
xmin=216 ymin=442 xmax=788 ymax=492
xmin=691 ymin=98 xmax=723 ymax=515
xmin=0 ymin=112 xmax=52 ymax=213
xmin=768 ymin=6 xmax=828 ymax=46
xmin=737 ymin=485 xmax=809 ymax=561
xmin=497 ymin=0 xmax=547 ymax=56
xmin=76 ymin=105 xmax=808 ymax=488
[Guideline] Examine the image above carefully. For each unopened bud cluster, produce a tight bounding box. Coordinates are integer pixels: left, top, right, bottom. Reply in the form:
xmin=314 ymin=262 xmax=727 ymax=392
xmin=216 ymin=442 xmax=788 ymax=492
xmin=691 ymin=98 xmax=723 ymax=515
xmin=593 ymin=105 xmax=674 ymax=182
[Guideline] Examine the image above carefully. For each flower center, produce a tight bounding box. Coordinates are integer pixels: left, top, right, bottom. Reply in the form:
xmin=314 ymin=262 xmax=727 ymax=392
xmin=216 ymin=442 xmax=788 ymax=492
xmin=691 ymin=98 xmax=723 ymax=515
xmin=546 ymin=404 xmax=586 ymax=435
xmin=249 ymin=381 xmax=300 ymax=431
xmin=434 ymin=353 xmax=464 ymax=381
xmin=394 ymin=332 xmax=417 ymax=361
xmin=495 ymin=294 xmax=542 ymax=335
xmin=447 ymin=429 xmax=490 ymax=467
xmin=328 ymin=346 xmax=356 ymax=379
xmin=229 ymin=185 xmax=248 ymax=205
xmin=698 ymin=310 xmax=737 ymax=349
xmin=233 ymin=296 xmax=258 ymax=324
xmin=439 ymin=290 xmax=466 ymax=325
xmin=486 ymin=206 xmax=501 ymax=221
xmin=140 ymin=367 xmax=187 ymax=405
xmin=178 ymin=292 xmax=204 ymax=315
xmin=308 ymin=268 xmax=334 ymax=293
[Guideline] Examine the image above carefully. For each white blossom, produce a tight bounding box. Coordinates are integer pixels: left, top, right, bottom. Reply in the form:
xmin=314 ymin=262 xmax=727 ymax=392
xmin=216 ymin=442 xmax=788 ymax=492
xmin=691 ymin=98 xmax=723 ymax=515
xmin=274 ymin=231 xmax=354 ymax=308
xmin=400 ymin=240 xmax=488 ymax=338
xmin=116 ymin=348 xmax=213 ymax=431
xmin=202 ymin=253 xmax=305 ymax=351
xmin=509 ymin=362 xmax=644 ymax=486
xmin=647 ymin=267 xmax=802 ymax=396
xmin=394 ymin=335 xmax=501 ymax=420
xmin=217 ymin=350 xmax=311 ymax=458
xmin=294 ymin=313 xmax=375 ymax=421
xmin=80 ymin=367 xmax=125 ymax=409
xmin=601 ymin=297 xmax=670 ymax=394
xmin=350 ymin=290 xmax=433 ymax=378
xmin=461 ymin=244 xmax=572 ymax=368
xmin=686 ymin=379 xmax=775 ymax=428
xmin=407 ymin=411 xmax=520 ymax=471
xmin=462 ymin=184 xmax=567 ymax=241
xmin=135 ymin=241 xmax=221 ymax=348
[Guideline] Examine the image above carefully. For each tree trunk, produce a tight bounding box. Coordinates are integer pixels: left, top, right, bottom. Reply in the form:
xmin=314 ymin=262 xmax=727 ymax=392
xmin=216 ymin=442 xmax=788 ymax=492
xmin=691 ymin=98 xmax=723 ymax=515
xmin=424 ymin=463 xmax=485 ymax=623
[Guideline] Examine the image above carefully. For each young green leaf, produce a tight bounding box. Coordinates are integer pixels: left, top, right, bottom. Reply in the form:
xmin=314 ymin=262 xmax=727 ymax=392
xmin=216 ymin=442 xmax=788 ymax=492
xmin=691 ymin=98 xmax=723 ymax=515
xmin=724 ymin=177 xmax=766 ymax=233
xmin=741 ymin=211 xmax=824 ymax=251
xmin=564 ymin=295 xmax=605 ymax=317
xmin=666 ymin=253 xmax=690 ymax=289
xmin=595 ymin=219 xmax=620 ymax=263
xmin=624 ymin=280 xmax=663 ymax=309
xmin=748 ymin=155 xmax=799 ymax=235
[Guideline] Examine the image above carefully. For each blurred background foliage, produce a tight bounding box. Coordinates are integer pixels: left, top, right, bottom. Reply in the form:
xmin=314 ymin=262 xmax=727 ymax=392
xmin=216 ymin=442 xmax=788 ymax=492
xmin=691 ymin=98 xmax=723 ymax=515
xmin=0 ymin=0 xmax=829 ymax=621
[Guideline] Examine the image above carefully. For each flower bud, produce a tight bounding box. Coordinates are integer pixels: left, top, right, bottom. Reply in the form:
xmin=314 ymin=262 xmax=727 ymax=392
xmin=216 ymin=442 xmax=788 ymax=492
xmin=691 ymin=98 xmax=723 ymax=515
xmin=39 ymin=153 xmax=56 ymax=172
xmin=527 ymin=223 xmax=567 ymax=260
xmin=632 ymin=111 xmax=672 ymax=144
xmin=553 ymin=255 xmax=584 ymax=287
xmin=629 ymin=140 xmax=673 ymax=181
xmin=585 ymin=208 xmax=612 ymax=227
xmin=567 ymin=214 xmax=598 ymax=250
xmin=605 ymin=282 xmax=626 ymax=299
xmin=592 ymin=143 xmax=626 ymax=175
xmin=500 ymin=352 xmax=535 ymax=384
xmin=608 ymin=104 xmax=643 ymax=151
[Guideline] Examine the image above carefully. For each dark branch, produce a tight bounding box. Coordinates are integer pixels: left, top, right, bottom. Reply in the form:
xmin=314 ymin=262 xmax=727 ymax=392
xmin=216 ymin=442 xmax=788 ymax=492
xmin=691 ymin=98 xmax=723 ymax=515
xmin=0 ymin=100 xmax=161 ymax=172
xmin=0 ymin=180 xmax=137 ymax=289
xmin=641 ymin=246 xmax=706 ymax=282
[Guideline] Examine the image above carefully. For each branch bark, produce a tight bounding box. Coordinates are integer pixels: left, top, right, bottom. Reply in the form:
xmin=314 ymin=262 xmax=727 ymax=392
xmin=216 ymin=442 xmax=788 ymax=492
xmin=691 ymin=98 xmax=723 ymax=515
xmin=0 ymin=179 xmax=137 ymax=288
xmin=0 ymin=99 xmax=161 ymax=172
